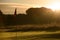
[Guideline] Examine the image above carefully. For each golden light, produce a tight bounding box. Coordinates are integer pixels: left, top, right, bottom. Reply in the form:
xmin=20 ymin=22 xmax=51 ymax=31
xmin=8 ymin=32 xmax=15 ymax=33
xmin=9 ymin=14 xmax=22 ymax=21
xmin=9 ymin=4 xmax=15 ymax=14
xmin=47 ymin=2 xmax=60 ymax=11
xmin=33 ymin=5 xmax=41 ymax=8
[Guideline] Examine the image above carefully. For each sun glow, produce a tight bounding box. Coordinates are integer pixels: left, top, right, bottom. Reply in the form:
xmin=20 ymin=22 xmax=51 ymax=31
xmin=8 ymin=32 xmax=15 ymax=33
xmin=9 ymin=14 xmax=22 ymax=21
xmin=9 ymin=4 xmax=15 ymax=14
xmin=47 ymin=2 xmax=60 ymax=11
xmin=33 ymin=1 xmax=60 ymax=11
xmin=33 ymin=5 xmax=41 ymax=8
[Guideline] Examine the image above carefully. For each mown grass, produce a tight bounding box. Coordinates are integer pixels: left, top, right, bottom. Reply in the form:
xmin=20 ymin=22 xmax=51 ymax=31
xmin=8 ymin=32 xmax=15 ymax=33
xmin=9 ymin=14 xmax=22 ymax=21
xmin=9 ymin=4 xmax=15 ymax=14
xmin=0 ymin=24 xmax=60 ymax=40
xmin=0 ymin=31 xmax=60 ymax=40
xmin=18 ymin=31 xmax=60 ymax=40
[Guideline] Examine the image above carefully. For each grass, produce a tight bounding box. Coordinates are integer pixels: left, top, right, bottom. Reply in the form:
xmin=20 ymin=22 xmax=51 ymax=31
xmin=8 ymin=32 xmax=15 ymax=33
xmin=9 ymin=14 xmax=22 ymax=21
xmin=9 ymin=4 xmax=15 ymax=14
xmin=0 ymin=31 xmax=60 ymax=40
xmin=0 ymin=32 xmax=17 ymax=40
xmin=18 ymin=31 xmax=60 ymax=40
xmin=0 ymin=24 xmax=60 ymax=40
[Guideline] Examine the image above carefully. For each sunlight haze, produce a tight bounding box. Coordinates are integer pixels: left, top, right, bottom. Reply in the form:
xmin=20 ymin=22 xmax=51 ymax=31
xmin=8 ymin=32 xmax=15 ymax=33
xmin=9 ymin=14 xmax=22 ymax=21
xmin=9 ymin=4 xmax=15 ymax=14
xmin=0 ymin=0 xmax=60 ymax=14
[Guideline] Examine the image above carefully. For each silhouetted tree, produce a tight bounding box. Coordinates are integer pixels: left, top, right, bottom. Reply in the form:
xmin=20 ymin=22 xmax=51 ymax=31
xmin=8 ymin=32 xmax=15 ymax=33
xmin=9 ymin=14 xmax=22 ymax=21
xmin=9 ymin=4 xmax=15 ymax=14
xmin=0 ymin=10 xmax=3 ymax=15
xmin=0 ymin=10 xmax=4 ymax=26
xmin=26 ymin=7 xmax=55 ymax=24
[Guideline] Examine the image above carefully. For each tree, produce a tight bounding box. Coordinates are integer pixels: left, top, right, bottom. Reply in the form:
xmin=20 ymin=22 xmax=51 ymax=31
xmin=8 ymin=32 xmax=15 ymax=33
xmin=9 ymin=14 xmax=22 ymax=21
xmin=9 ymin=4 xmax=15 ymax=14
xmin=0 ymin=10 xmax=4 ymax=26
xmin=26 ymin=7 xmax=54 ymax=24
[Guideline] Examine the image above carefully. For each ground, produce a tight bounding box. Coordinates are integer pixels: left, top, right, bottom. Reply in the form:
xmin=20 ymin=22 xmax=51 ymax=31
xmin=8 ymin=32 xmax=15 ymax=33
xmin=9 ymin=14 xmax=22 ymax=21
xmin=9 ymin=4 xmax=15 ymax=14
xmin=0 ymin=31 xmax=60 ymax=40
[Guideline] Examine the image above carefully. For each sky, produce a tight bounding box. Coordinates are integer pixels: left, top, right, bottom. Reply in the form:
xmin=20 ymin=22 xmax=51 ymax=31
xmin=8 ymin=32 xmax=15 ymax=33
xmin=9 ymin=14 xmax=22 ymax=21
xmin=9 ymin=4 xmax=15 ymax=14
xmin=0 ymin=0 xmax=60 ymax=6
xmin=0 ymin=0 xmax=60 ymax=14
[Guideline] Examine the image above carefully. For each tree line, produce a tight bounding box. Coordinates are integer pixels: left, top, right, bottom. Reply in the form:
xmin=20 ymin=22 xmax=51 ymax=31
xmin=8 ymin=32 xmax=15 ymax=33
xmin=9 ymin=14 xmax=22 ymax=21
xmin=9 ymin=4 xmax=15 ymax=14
xmin=0 ymin=7 xmax=59 ymax=26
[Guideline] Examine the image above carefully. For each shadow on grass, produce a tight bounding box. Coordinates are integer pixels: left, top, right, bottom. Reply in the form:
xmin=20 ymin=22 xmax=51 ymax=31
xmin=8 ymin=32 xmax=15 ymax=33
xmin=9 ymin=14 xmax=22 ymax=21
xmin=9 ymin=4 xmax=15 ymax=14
xmin=15 ymin=33 xmax=60 ymax=40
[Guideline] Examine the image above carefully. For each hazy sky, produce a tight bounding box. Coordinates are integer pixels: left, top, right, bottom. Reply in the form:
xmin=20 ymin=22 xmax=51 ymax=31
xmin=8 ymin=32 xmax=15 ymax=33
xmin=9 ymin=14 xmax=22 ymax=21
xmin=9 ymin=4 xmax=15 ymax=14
xmin=0 ymin=0 xmax=60 ymax=14
xmin=0 ymin=0 xmax=60 ymax=6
